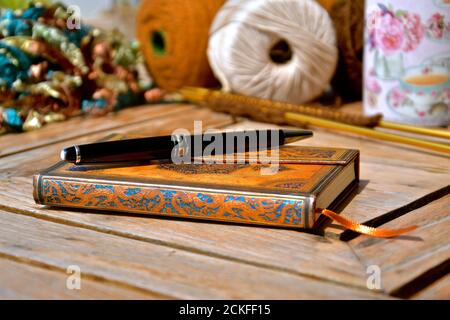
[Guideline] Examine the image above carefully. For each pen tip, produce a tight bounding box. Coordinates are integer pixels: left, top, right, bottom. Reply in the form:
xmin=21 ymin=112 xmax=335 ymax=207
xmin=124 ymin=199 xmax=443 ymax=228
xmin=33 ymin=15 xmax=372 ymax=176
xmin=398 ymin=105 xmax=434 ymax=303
xmin=60 ymin=149 xmax=67 ymax=161
xmin=283 ymin=129 xmax=313 ymax=137
xmin=283 ymin=129 xmax=313 ymax=144
xmin=60 ymin=147 xmax=76 ymax=162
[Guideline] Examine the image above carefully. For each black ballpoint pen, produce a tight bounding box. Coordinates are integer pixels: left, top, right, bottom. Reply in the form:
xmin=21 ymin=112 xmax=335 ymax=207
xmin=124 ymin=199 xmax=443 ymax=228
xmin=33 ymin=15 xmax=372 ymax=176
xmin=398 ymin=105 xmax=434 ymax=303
xmin=61 ymin=129 xmax=313 ymax=165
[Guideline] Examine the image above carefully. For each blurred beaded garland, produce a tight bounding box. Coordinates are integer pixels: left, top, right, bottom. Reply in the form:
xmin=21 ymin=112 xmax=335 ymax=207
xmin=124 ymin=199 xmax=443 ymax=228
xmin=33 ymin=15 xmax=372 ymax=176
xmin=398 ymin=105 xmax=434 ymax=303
xmin=0 ymin=1 xmax=166 ymax=135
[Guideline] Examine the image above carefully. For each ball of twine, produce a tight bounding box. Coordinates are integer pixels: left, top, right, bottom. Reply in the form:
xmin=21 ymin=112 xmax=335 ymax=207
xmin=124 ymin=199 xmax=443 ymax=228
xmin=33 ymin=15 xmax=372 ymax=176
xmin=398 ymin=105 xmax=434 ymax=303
xmin=136 ymin=0 xmax=225 ymax=91
xmin=207 ymin=0 xmax=338 ymax=104
xmin=329 ymin=0 xmax=364 ymax=100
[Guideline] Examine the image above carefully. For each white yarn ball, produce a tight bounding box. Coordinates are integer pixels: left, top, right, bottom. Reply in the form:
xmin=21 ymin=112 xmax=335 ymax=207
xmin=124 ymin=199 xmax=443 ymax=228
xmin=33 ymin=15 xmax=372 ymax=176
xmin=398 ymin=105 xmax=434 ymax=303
xmin=208 ymin=0 xmax=338 ymax=104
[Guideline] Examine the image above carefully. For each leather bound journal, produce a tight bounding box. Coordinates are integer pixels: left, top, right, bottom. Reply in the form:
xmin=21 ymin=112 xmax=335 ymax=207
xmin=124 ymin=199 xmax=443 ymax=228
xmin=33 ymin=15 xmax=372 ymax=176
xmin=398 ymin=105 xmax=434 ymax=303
xmin=33 ymin=143 xmax=359 ymax=230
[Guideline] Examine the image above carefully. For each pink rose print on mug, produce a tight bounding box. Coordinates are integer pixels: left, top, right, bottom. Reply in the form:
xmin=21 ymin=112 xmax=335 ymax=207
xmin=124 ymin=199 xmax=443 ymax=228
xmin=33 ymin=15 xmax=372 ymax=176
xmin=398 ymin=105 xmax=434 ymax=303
xmin=390 ymin=87 xmax=407 ymax=107
xmin=400 ymin=12 xmax=425 ymax=51
xmin=366 ymin=77 xmax=382 ymax=94
xmin=426 ymin=12 xmax=450 ymax=41
xmin=365 ymin=76 xmax=382 ymax=108
xmin=427 ymin=13 xmax=446 ymax=39
xmin=368 ymin=4 xmax=424 ymax=54
xmin=368 ymin=4 xmax=425 ymax=79
xmin=443 ymin=87 xmax=450 ymax=100
xmin=374 ymin=14 xmax=404 ymax=54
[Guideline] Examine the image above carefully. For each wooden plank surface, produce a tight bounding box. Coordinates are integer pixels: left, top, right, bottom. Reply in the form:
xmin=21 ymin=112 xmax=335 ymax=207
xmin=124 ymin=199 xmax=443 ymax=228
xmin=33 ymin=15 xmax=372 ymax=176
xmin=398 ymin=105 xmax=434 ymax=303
xmin=0 ymin=210 xmax=386 ymax=299
xmin=348 ymin=195 xmax=450 ymax=297
xmin=0 ymin=257 xmax=158 ymax=299
xmin=0 ymin=103 xmax=448 ymax=299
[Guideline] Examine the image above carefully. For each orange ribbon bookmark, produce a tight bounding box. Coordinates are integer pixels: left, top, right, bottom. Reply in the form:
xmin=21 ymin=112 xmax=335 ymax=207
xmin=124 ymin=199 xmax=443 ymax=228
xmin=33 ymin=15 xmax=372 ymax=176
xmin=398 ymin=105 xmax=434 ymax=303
xmin=319 ymin=209 xmax=417 ymax=238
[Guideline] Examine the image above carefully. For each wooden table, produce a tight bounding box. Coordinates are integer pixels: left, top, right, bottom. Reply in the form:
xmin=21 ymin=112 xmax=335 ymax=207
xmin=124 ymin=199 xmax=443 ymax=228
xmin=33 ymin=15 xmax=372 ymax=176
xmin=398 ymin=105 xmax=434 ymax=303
xmin=0 ymin=103 xmax=448 ymax=299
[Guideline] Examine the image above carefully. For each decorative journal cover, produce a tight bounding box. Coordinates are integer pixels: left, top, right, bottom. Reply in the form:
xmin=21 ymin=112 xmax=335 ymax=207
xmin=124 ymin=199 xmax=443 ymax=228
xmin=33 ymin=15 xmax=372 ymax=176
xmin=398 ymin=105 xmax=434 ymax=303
xmin=33 ymin=144 xmax=359 ymax=230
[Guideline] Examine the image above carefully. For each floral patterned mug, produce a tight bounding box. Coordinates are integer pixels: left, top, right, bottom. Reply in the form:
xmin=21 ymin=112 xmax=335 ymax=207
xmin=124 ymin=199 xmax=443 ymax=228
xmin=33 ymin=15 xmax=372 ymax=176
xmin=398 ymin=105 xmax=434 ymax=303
xmin=364 ymin=0 xmax=450 ymax=126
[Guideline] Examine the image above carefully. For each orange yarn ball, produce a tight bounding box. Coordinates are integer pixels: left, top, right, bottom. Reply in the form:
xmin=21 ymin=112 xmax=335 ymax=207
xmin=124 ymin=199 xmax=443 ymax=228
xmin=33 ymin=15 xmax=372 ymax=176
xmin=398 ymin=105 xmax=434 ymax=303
xmin=136 ymin=0 xmax=224 ymax=91
xmin=316 ymin=0 xmax=338 ymax=12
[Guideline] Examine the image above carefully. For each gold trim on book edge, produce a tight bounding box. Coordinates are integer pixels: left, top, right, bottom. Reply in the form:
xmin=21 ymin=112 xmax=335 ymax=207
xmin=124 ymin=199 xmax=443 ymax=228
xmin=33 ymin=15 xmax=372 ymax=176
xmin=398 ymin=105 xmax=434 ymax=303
xmin=32 ymin=174 xmax=41 ymax=204
xmin=196 ymin=147 xmax=353 ymax=164
xmin=39 ymin=171 xmax=320 ymax=199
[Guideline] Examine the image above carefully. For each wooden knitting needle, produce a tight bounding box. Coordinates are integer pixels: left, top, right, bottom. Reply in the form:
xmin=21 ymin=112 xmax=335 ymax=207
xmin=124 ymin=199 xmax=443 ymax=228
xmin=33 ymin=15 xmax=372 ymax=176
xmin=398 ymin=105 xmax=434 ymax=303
xmin=179 ymin=87 xmax=450 ymax=146
xmin=284 ymin=112 xmax=450 ymax=155
xmin=378 ymin=121 xmax=450 ymax=140
xmin=181 ymin=87 xmax=450 ymax=140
